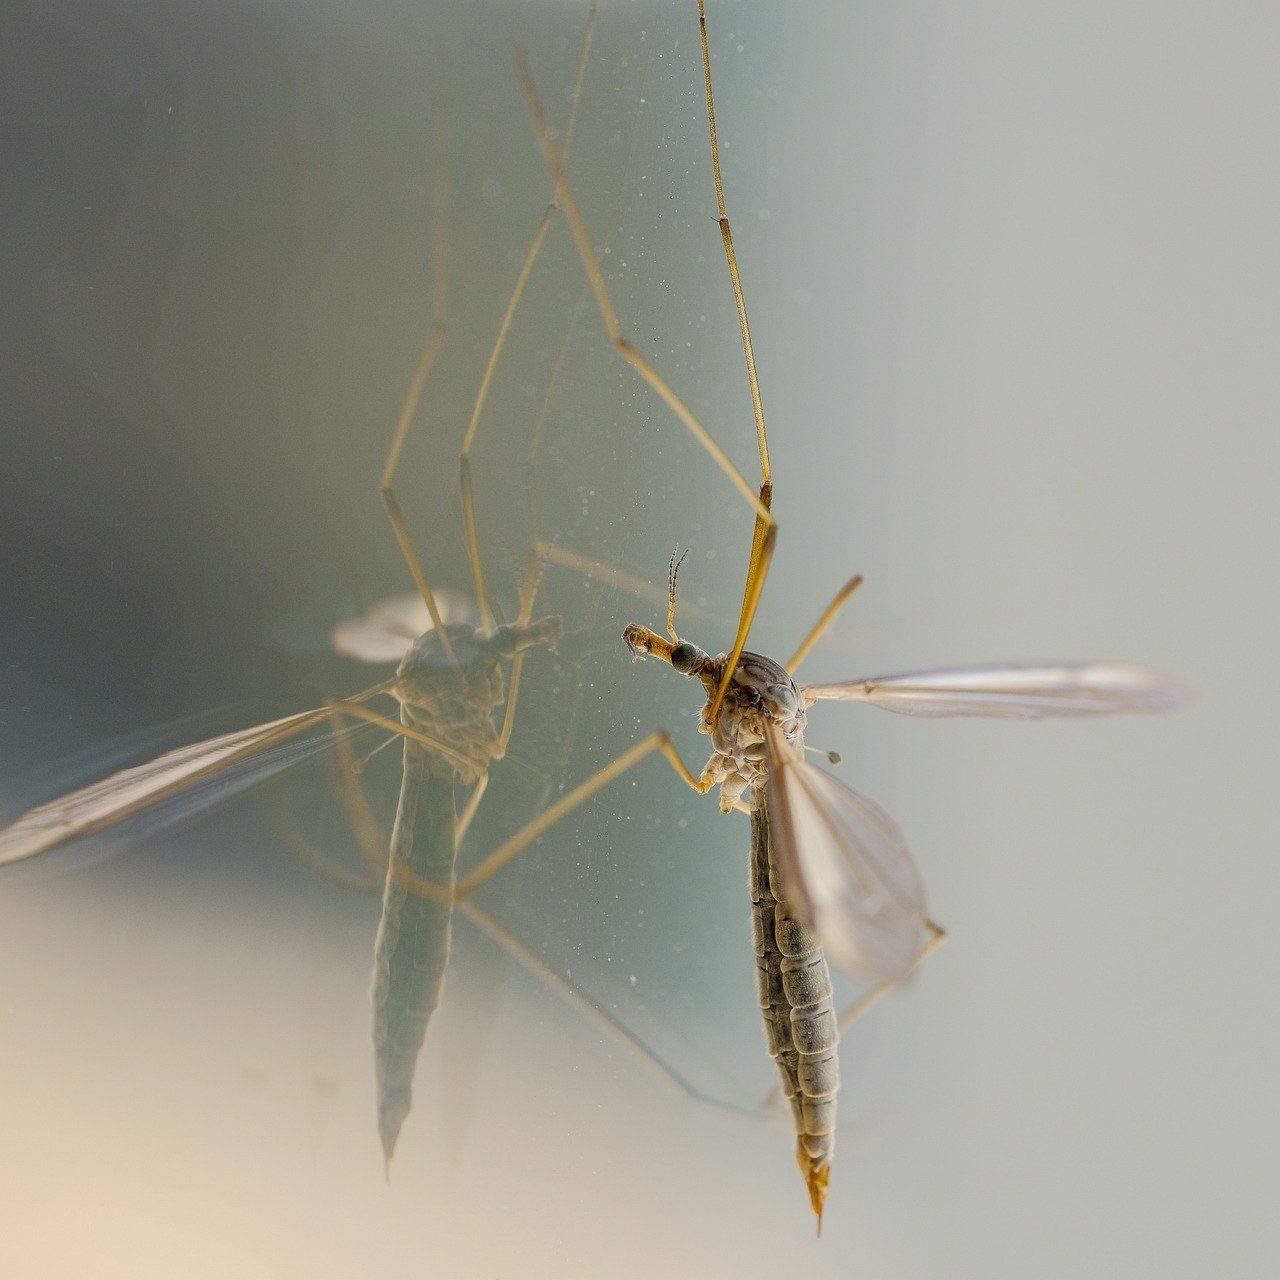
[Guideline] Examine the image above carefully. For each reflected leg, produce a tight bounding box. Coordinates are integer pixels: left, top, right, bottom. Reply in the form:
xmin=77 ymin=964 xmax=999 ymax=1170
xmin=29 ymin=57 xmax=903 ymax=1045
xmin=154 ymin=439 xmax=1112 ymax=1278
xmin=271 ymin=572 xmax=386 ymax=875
xmin=294 ymin=721 xmax=755 ymax=1120
xmin=453 ymin=731 xmax=714 ymax=901
xmin=515 ymin=47 xmax=772 ymax=530
xmin=378 ymin=83 xmax=456 ymax=659
xmin=457 ymin=2 xmax=599 ymax=633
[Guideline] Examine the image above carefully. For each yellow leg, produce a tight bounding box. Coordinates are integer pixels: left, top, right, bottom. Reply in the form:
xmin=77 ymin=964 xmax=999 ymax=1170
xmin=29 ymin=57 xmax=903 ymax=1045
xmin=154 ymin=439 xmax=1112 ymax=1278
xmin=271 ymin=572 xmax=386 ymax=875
xmin=453 ymin=731 xmax=713 ymax=901
xmin=527 ymin=17 xmax=783 ymax=721
xmin=454 ymin=773 xmax=489 ymax=847
xmin=457 ymin=2 xmax=598 ymax=632
xmin=494 ymin=650 xmax=529 ymax=762
xmin=328 ymin=700 xmax=475 ymax=778
xmin=323 ymin=697 xmax=653 ymax=906
xmin=456 ymin=201 xmax=551 ymax=635
xmin=459 ymin=455 xmax=497 ymax=634
xmin=269 ymin=787 xmax=382 ymax=894
xmin=490 ymin=545 xmax=550 ymax=764
xmin=525 ymin=24 xmax=659 ymax=547
xmin=707 ymin=517 xmax=777 ymax=723
xmin=696 ymin=0 xmax=784 ymax=710
xmin=283 ymin=722 xmax=755 ymax=1119
xmin=696 ymin=0 xmax=770 ymax=488
xmin=322 ymin=704 xmax=396 ymax=881
xmin=378 ymin=485 xmax=457 ymax=663
xmin=515 ymin=47 xmax=772 ymax=530
xmin=785 ymin=574 xmax=865 ymax=674
xmin=521 ymin=25 xmax=778 ymax=714
xmin=380 ymin=328 xmax=446 ymax=492
xmin=380 ymin=76 xmax=451 ymax=490
xmin=483 ymin=43 xmax=612 ymax=750
xmin=374 ymin=76 xmax=456 ymax=658
xmin=481 ymin=22 xmax=652 ymax=765
xmin=459 ymin=205 xmax=555 ymax=465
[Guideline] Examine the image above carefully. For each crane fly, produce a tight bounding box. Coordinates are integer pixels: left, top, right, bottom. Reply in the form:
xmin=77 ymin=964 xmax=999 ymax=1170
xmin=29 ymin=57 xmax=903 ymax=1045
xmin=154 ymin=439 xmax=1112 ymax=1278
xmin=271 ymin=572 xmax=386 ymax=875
xmin=0 ymin=2 xmax=767 ymax=1177
xmin=0 ymin=0 xmax=687 ymax=1170
xmin=507 ymin=2 xmax=1192 ymax=1229
xmin=0 ymin=1 xmax=1192 ymax=1233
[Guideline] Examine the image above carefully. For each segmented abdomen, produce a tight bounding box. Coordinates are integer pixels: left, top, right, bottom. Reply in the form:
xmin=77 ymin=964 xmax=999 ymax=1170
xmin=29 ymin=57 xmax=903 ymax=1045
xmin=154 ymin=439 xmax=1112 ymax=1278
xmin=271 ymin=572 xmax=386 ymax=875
xmin=370 ymin=734 xmax=458 ymax=1164
xmin=750 ymin=795 xmax=839 ymax=1202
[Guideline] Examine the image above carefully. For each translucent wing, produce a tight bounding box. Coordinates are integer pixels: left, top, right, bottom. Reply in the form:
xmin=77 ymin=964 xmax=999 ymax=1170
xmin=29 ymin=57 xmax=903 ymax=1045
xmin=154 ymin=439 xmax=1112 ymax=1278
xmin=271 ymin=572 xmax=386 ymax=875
xmin=331 ymin=590 xmax=475 ymax=663
xmin=804 ymin=662 xmax=1191 ymax=719
xmin=0 ymin=684 xmax=391 ymax=867
xmin=763 ymin=725 xmax=928 ymax=981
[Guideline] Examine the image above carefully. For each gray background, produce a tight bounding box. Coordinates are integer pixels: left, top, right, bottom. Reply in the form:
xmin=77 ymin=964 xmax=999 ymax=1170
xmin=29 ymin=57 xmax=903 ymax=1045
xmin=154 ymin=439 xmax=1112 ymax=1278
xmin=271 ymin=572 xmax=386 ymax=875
xmin=1 ymin=1 xmax=1275 ymax=1276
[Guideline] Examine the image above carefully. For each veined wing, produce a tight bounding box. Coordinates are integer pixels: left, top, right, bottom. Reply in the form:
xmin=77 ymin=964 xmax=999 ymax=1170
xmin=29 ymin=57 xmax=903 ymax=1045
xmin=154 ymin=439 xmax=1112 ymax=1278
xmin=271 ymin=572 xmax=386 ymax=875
xmin=804 ymin=662 xmax=1191 ymax=718
xmin=0 ymin=683 xmax=393 ymax=867
xmin=331 ymin=589 xmax=475 ymax=663
xmin=763 ymin=725 xmax=928 ymax=981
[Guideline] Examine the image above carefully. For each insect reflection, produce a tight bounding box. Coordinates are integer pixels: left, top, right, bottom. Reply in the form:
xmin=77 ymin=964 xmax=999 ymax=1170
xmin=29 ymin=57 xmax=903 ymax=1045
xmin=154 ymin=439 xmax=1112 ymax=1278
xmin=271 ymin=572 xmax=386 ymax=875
xmin=0 ymin=1 xmax=1194 ymax=1234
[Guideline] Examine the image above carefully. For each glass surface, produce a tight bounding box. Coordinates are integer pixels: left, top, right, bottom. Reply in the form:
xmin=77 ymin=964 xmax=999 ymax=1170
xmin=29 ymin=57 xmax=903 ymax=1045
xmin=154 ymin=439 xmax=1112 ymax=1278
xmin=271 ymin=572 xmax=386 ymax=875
xmin=1 ymin=2 xmax=1276 ymax=1276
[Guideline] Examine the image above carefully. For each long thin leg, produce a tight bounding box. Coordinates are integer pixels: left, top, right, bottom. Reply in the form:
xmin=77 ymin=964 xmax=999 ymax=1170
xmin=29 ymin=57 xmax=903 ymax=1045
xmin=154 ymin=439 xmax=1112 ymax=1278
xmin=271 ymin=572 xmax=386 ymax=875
xmin=786 ymin=574 xmax=865 ymax=674
xmin=329 ymin=700 xmax=474 ymax=778
xmin=323 ymin=705 xmax=396 ymax=880
xmin=525 ymin=24 xmax=659 ymax=558
xmin=516 ymin=46 xmax=778 ymax=722
xmin=270 ymin=788 xmax=381 ymax=893
xmin=515 ymin=48 xmax=772 ymax=529
xmin=379 ymin=85 xmax=451 ymax=492
xmin=453 ymin=731 xmax=713 ymax=900
xmin=707 ymin=519 xmax=777 ymax=722
xmin=484 ymin=1 xmax=636 ymax=761
xmin=457 ymin=897 xmax=753 ymax=1118
xmin=319 ymin=714 xmax=713 ymax=905
xmin=536 ymin=538 xmax=723 ymax=625
xmin=459 ymin=203 xmax=556 ymax=467
xmin=458 ymin=456 xmax=498 ymax=634
xmin=454 ymin=773 xmax=489 ymax=846
xmin=456 ymin=199 xmax=552 ymax=634
xmin=693 ymin=2 xmax=782 ymax=710
xmin=458 ymin=2 xmax=599 ymax=633
xmin=378 ymin=488 xmax=456 ymax=663
xmin=378 ymin=88 xmax=457 ymax=662
xmin=293 ymin=724 xmax=754 ymax=1120
xmin=696 ymin=0 xmax=770 ymax=489
xmin=492 ymin=552 xmax=543 ymax=761
xmin=381 ymin=329 xmax=446 ymax=494
xmin=505 ymin=26 xmax=729 ymax=732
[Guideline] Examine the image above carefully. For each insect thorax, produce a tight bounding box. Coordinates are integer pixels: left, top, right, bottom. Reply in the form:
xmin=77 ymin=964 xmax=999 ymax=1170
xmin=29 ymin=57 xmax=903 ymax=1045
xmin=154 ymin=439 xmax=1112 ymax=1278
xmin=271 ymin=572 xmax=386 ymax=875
xmin=697 ymin=650 xmax=807 ymax=809
xmin=394 ymin=628 xmax=505 ymax=784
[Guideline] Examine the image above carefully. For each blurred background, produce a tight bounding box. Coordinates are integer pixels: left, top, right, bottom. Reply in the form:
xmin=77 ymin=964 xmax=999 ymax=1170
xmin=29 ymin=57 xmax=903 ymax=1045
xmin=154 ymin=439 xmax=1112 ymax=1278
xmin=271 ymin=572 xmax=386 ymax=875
xmin=1 ymin=1 xmax=1276 ymax=1276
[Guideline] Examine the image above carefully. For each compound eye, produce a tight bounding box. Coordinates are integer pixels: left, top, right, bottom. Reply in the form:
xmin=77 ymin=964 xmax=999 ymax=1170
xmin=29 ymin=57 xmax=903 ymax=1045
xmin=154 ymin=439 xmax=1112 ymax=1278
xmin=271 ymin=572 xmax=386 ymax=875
xmin=670 ymin=642 xmax=700 ymax=674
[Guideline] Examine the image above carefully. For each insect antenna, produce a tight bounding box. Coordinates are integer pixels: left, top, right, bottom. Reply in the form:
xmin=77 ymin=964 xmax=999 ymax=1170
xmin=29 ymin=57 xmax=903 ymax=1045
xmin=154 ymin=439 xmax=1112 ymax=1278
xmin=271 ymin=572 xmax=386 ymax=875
xmin=667 ymin=548 xmax=689 ymax=641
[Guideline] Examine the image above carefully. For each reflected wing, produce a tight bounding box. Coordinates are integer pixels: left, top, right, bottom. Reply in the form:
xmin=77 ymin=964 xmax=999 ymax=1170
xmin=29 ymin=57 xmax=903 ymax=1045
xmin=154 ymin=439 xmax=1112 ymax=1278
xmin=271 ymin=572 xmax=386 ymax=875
xmin=331 ymin=590 xmax=475 ymax=663
xmin=763 ymin=725 xmax=927 ymax=980
xmin=804 ymin=662 xmax=1191 ymax=718
xmin=0 ymin=685 xmax=391 ymax=867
